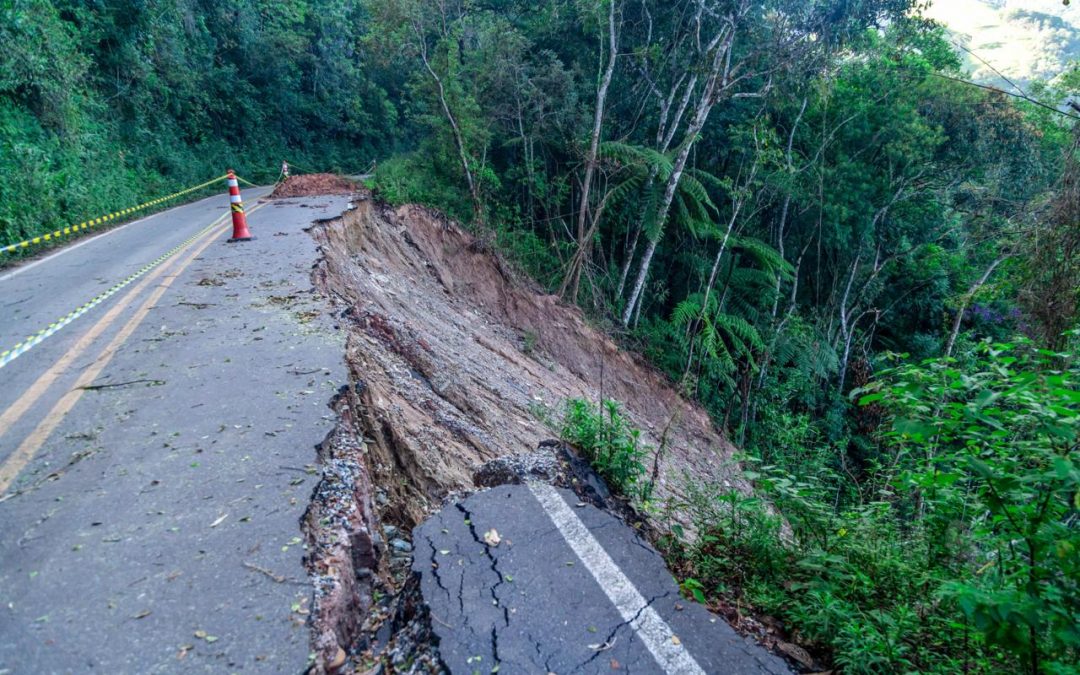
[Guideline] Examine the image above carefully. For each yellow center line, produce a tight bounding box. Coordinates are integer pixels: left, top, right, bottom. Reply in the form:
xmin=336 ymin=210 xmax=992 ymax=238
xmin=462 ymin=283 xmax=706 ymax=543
xmin=0 ymin=203 xmax=266 ymax=495
xmin=0 ymin=213 xmax=229 ymax=442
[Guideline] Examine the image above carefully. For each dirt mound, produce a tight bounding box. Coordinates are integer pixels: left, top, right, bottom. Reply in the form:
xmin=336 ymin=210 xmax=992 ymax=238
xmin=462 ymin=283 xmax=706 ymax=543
xmin=270 ymin=173 xmax=356 ymax=198
xmin=311 ymin=196 xmax=748 ymax=528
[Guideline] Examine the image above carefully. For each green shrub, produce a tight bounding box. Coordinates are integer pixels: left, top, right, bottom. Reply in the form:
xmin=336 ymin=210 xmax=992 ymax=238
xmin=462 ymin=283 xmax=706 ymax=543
xmin=372 ymin=152 xmax=474 ymax=223
xmin=665 ymin=338 xmax=1080 ymax=673
xmin=561 ymin=398 xmax=653 ymax=503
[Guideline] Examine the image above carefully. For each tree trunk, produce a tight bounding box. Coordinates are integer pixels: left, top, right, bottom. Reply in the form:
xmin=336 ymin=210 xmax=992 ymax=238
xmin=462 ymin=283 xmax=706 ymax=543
xmin=944 ymin=255 xmax=1009 ymax=357
xmin=416 ymin=27 xmax=483 ymax=225
xmin=616 ymin=214 xmax=643 ymax=299
xmin=561 ymin=0 xmax=619 ymax=301
xmin=621 ymin=27 xmax=734 ymax=326
xmin=683 ymin=173 xmax=751 ymax=378
xmin=616 ymin=72 xmax=696 ymax=303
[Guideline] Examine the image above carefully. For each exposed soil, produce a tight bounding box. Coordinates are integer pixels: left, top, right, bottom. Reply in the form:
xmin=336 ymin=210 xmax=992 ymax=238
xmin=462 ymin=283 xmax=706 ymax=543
xmin=271 ymin=174 xmax=358 ymax=199
xmin=300 ymin=193 xmax=757 ymax=672
xmin=313 ymin=196 xmax=749 ymax=523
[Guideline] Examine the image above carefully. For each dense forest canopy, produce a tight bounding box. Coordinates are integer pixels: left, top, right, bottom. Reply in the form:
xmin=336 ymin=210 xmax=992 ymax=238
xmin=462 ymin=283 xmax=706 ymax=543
xmin=2 ymin=0 xmax=1078 ymax=672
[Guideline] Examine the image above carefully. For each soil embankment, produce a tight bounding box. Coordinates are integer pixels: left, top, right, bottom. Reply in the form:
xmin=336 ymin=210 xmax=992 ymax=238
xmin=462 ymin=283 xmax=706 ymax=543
xmin=315 ymin=196 xmax=749 ymax=522
xmin=302 ymin=192 xmax=754 ymax=671
xmin=271 ymin=173 xmax=358 ymax=199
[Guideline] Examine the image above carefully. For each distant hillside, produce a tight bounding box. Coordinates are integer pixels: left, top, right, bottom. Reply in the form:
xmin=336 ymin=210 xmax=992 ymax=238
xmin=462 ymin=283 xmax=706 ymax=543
xmin=926 ymin=0 xmax=1080 ymax=85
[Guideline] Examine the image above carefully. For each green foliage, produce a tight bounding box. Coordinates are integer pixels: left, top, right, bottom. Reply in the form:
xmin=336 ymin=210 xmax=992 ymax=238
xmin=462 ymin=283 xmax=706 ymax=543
xmin=863 ymin=338 xmax=1080 ymax=672
xmin=1 ymin=0 xmax=391 ymax=253
xmin=373 ymin=152 xmax=474 ymax=223
xmin=667 ymin=339 xmax=1079 ymax=672
xmin=673 ymin=292 xmax=763 ymax=385
xmin=561 ymin=398 xmax=652 ymax=503
xmin=6 ymin=1 xmax=1079 ymax=671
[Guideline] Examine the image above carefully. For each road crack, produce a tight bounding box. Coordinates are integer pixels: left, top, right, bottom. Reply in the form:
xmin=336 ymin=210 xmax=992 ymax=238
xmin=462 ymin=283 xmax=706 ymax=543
xmin=426 ymin=532 xmax=450 ymax=599
xmin=455 ymin=502 xmax=510 ymax=668
xmin=575 ymin=591 xmax=671 ymax=671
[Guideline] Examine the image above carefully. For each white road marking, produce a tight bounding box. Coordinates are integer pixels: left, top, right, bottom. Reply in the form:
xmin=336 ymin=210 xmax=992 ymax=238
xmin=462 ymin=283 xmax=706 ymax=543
xmin=0 ymin=189 xmax=268 ymax=284
xmin=527 ymin=481 xmax=706 ymax=674
xmin=0 ymin=211 xmax=166 ymax=283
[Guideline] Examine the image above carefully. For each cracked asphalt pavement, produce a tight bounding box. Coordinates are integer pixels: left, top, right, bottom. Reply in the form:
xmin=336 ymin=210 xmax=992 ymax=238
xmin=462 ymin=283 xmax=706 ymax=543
xmin=0 ymin=191 xmax=350 ymax=673
xmin=413 ymin=484 xmax=792 ymax=674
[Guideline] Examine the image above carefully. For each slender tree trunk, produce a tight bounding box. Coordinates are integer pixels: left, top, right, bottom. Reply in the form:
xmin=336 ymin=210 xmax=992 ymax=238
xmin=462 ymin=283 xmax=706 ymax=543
xmin=616 ymin=213 xmax=643 ymax=298
xmin=416 ymin=27 xmax=483 ymax=225
xmin=769 ymin=96 xmax=807 ymax=321
xmin=622 ymin=27 xmax=734 ymax=326
xmin=835 ymin=252 xmax=862 ymax=393
xmin=683 ymin=178 xmax=749 ymax=378
xmin=616 ymin=72 xmax=697 ymax=302
xmin=561 ymin=0 xmax=619 ymax=300
xmin=944 ymin=254 xmax=1009 ymax=357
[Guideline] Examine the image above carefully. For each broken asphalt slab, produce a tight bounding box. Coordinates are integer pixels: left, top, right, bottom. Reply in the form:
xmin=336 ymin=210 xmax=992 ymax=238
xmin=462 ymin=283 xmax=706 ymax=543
xmin=413 ymin=483 xmax=792 ymax=674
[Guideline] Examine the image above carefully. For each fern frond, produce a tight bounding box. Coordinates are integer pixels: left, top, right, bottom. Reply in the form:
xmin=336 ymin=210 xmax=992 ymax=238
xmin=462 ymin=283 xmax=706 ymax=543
xmin=600 ymin=141 xmax=673 ymax=176
xmin=606 ymin=174 xmax=644 ymax=206
xmin=671 ymin=298 xmax=703 ymax=327
xmin=686 ymin=167 xmax=733 ymax=197
xmin=730 ymin=235 xmax=792 ymax=277
xmin=678 ymin=173 xmax=717 ymax=216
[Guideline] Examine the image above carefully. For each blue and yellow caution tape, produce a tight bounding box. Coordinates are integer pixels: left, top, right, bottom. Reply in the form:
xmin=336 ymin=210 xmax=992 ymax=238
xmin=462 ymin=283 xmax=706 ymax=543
xmin=0 ymin=214 xmax=230 ymax=371
xmin=2 ymin=175 xmax=228 ymax=255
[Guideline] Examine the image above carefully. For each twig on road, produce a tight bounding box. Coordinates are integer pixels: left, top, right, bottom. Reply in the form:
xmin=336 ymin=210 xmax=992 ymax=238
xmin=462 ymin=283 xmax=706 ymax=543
xmin=243 ymin=562 xmax=287 ymax=584
xmin=78 ymin=379 xmax=165 ymax=391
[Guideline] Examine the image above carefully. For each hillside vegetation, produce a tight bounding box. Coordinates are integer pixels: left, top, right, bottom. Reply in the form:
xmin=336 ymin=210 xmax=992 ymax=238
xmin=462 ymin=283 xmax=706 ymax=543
xmin=0 ymin=0 xmax=389 ymax=249
xmin=3 ymin=1 xmax=1078 ymax=672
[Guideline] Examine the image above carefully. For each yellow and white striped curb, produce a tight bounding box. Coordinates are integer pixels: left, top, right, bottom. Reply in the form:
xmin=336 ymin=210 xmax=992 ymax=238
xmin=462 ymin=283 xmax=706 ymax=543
xmin=0 ymin=215 xmax=229 ymax=371
xmin=2 ymin=175 xmax=227 ymax=255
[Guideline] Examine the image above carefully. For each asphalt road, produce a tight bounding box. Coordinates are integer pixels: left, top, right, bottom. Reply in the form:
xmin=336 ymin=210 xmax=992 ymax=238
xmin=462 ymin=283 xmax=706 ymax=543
xmin=413 ymin=483 xmax=792 ymax=674
xmin=0 ymin=190 xmax=351 ymax=673
xmin=1 ymin=187 xmax=792 ymax=675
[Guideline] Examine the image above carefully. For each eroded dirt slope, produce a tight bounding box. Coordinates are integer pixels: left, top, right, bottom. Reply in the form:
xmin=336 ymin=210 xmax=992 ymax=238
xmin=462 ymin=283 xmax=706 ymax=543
xmin=312 ymin=196 xmax=749 ymax=525
xmin=272 ymin=173 xmax=358 ymax=199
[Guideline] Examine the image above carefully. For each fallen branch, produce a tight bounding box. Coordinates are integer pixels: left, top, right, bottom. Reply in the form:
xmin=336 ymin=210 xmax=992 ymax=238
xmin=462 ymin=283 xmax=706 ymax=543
xmin=79 ymin=379 xmax=165 ymax=391
xmin=429 ymin=611 xmax=455 ymax=630
xmin=288 ymin=368 xmax=325 ymax=376
xmin=243 ymin=562 xmax=286 ymax=583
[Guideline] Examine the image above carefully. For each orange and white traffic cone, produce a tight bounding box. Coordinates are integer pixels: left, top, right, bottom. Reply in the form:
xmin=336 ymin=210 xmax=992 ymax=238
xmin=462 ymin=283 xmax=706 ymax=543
xmin=226 ymin=170 xmax=252 ymax=242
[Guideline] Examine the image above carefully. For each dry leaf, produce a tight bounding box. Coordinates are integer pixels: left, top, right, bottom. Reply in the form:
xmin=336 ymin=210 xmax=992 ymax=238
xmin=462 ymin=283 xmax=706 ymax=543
xmin=671 ymin=635 xmax=681 ymax=645
xmin=776 ymin=641 xmax=815 ymax=669
xmin=587 ymin=638 xmax=616 ymax=651
xmin=329 ymin=646 xmax=347 ymax=670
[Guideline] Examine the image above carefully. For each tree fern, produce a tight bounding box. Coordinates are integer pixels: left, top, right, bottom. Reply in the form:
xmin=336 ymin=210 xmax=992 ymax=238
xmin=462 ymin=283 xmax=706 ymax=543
xmin=597 ymin=141 xmax=723 ymax=244
xmin=674 ymin=292 xmax=763 ymax=377
xmin=599 ymin=140 xmax=673 ymax=177
xmin=729 ymin=235 xmax=792 ymax=278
